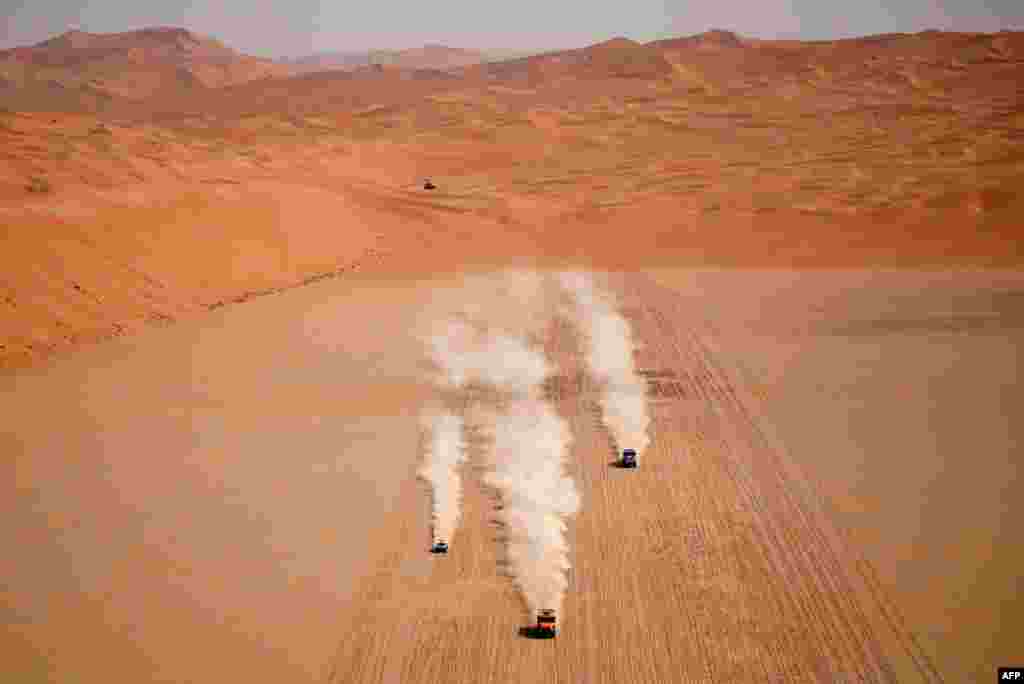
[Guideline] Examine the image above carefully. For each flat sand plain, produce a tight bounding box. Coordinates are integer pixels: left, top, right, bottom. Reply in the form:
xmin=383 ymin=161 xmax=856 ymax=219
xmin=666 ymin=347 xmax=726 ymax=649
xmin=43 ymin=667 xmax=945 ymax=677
xmin=1 ymin=275 xmax=438 ymax=683
xmin=4 ymin=267 xmax=1019 ymax=683
xmin=648 ymin=268 xmax=1024 ymax=683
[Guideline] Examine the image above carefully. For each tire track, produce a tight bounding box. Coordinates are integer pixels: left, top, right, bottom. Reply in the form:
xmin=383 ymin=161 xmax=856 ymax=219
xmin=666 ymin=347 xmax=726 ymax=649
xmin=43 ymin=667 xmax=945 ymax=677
xmin=606 ymin=272 xmax=824 ymax=682
xmin=677 ymin=283 xmax=941 ymax=683
xmin=621 ymin=271 xmax=894 ymax=682
xmin=324 ymin=270 xmax=942 ymax=683
xmin=613 ymin=270 xmax=942 ymax=683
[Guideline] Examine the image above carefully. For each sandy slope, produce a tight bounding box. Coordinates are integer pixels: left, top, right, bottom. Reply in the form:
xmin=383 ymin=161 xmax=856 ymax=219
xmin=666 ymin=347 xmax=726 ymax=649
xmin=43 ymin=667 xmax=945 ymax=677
xmin=3 ymin=29 xmax=1023 ymax=372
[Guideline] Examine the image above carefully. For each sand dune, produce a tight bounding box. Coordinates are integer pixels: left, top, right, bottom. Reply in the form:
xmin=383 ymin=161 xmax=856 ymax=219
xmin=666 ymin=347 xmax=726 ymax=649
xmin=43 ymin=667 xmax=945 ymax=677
xmin=2 ymin=28 xmax=1022 ymax=370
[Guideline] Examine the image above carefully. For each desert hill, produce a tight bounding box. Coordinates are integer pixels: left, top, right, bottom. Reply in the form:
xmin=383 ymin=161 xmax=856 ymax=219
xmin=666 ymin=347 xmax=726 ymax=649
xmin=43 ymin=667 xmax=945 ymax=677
xmin=0 ymin=26 xmax=293 ymax=109
xmin=4 ymin=27 xmax=1021 ymax=115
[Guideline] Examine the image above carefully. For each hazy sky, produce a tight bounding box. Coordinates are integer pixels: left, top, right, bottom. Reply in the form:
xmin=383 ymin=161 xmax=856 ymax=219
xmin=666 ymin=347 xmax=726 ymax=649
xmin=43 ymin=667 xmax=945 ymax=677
xmin=2 ymin=0 xmax=1022 ymax=56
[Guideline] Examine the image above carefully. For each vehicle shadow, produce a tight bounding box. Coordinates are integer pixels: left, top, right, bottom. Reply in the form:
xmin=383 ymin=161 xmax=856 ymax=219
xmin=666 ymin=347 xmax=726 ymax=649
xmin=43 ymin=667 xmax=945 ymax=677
xmin=518 ymin=626 xmax=556 ymax=640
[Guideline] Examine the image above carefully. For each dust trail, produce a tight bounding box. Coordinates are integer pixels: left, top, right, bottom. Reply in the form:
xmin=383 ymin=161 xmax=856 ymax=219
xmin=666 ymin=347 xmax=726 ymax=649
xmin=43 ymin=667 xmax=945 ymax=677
xmin=559 ymin=271 xmax=651 ymax=462
xmin=426 ymin=318 xmax=550 ymax=394
xmin=418 ymin=270 xmax=580 ymax=617
xmin=482 ymin=398 xmax=579 ymax=616
xmin=418 ymin=409 xmax=466 ymax=544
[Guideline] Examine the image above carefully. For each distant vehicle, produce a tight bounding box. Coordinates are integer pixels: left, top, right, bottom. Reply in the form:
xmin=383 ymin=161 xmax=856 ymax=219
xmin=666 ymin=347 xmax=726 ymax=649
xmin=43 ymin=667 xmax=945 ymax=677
xmin=621 ymin=448 xmax=637 ymax=468
xmin=430 ymin=539 xmax=449 ymax=554
xmin=423 ymin=179 xmax=436 ymax=190
xmin=535 ymin=609 xmax=557 ymax=638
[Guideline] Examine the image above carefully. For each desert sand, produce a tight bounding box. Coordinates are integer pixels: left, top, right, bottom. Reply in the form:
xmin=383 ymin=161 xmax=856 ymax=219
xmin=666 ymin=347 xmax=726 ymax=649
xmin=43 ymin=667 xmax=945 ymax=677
xmin=2 ymin=25 xmax=1022 ymax=684
xmin=1 ymin=275 xmax=440 ymax=682
xmin=648 ymin=268 xmax=1024 ymax=682
xmin=4 ymin=268 xmax=1021 ymax=683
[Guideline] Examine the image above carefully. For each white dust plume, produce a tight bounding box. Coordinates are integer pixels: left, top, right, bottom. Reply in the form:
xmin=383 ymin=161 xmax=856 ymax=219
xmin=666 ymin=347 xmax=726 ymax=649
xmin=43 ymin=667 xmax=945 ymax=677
xmin=558 ymin=271 xmax=651 ymax=461
xmin=418 ymin=270 xmax=580 ymax=617
xmin=482 ymin=399 xmax=580 ymax=616
xmin=426 ymin=318 xmax=551 ymax=394
xmin=413 ymin=269 xmax=563 ymax=367
xmin=419 ymin=409 xmax=467 ymax=543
